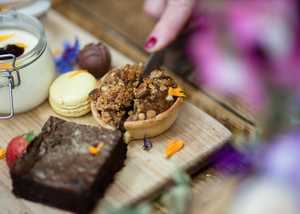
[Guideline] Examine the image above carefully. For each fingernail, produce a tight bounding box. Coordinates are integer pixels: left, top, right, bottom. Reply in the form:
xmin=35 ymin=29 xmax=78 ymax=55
xmin=144 ymin=36 xmax=157 ymax=50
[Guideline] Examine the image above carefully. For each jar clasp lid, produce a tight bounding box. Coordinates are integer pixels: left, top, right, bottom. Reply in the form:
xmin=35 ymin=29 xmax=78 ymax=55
xmin=0 ymin=54 xmax=21 ymax=119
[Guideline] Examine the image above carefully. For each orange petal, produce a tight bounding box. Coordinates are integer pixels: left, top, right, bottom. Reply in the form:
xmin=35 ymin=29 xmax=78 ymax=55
xmin=0 ymin=148 xmax=6 ymax=160
xmin=0 ymin=34 xmax=14 ymax=42
xmin=88 ymin=143 xmax=104 ymax=155
xmin=168 ymin=87 xmax=186 ymax=97
xmin=165 ymin=139 xmax=185 ymax=158
xmin=0 ymin=63 xmax=12 ymax=70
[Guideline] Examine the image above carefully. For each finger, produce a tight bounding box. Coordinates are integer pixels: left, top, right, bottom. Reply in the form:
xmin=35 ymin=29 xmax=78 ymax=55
xmin=144 ymin=0 xmax=195 ymax=52
xmin=144 ymin=0 xmax=167 ymax=18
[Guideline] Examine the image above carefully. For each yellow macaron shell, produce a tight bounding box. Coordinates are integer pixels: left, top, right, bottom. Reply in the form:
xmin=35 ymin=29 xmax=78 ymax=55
xmin=49 ymin=97 xmax=91 ymax=117
xmin=50 ymin=70 xmax=97 ymax=107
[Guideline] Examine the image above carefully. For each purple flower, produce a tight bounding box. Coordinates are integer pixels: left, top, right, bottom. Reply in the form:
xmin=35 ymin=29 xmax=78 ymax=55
xmin=55 ymin=38 xmax=80 ymax=73
xmin=143 ymin=138 xmax=153 ymax=151
xmin=211 ymin=143 xmax=253 ymax=176
xmin=261 ymin=128 xmax=300 ymax=188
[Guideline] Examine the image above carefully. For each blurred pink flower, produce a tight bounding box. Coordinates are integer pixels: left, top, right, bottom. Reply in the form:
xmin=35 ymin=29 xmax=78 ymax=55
xmin=188 ymin=0 xmax=299 ymax=111
xmin=189 ymin=23 xmax=266 ymax=111
xmin=227 ymin=0 xmax=300 ymax=88
xmin=227 ymin=0 xmax=293 ymax=60
xmin=273 ymin=27 xmax=300 ymax=91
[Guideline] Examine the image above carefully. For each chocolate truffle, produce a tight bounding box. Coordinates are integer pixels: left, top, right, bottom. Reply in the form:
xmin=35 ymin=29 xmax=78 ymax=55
xmin=77 ymin=43 xmax=111 ymax=78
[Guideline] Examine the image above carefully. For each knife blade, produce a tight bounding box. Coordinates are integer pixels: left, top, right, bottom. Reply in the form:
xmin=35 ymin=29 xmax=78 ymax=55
xmin=143 ymin=49 xmax=165 ymax=77
xmin=142 ymin=18 xmax=201 ymax=77
xmin=142 ymin=16 xmax=202 ymax=77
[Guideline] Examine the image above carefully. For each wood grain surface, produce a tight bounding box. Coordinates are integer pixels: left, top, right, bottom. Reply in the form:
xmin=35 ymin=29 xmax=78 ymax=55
xmin=50 ymin=2 xmax=257 ymax=213
xmin=0 ymin=11 xmax=231 ymax=213
xmin=0 ymin=102 xmax=231 ymax=213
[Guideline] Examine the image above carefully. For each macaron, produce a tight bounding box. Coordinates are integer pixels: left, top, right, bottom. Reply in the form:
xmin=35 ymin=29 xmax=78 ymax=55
xmin=49 ymin=70 xmax=97 ymax=117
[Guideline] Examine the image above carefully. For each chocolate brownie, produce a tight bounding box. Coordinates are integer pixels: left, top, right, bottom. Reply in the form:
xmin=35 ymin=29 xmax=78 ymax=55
xmin=10 ymin=117 xmax=127 ymax=214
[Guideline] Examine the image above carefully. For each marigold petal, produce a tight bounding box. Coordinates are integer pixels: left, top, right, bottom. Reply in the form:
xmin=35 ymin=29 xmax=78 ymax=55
xmin=0 ymin=63 xmax=12 ymax=70
xmin=0 ymin=148 xmax=6 ymax=160
xmin=88 ymin=143 xmax=104 ymax=155
xmin=0 ymin=34 xmax=14 ymax=42
xmin=165 ymin=139 xmax=185 ymax=158
xmin=168 ymin=87 xmax=186 ymax=98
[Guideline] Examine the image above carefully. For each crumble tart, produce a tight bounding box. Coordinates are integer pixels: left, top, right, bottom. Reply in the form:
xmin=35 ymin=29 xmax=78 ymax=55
xmin=90 ymin=64 xmax=184 ymax=142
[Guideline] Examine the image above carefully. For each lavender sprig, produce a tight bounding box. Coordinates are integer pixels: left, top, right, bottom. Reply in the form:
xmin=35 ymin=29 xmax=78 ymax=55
xmin=143 ymin=138 xmax=153 ymax=151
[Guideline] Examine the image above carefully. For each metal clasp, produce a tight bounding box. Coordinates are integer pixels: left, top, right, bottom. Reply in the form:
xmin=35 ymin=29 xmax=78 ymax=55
xmin=0 ymin=54 xmax=21 ymax=119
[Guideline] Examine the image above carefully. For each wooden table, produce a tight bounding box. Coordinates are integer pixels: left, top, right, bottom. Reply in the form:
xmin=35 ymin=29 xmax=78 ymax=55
xmin=49 ymin=1 xmax=255 ymax=213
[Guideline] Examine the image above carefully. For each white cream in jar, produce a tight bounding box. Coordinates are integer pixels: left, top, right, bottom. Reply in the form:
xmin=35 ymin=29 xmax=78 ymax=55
xmin=0 ymin=29 xmax=38 ymax=54
xmin=0 ymin=12 xmax=56 ymax=118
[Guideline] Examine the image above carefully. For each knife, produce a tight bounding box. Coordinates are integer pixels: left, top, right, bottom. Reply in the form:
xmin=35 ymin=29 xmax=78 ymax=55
xmin=142 ymin=49 xmax=165 ymax=77
xmin=142 ymin=18 xmax=201 ymax=77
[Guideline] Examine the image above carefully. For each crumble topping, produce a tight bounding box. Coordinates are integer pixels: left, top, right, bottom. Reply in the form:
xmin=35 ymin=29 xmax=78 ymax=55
xmin=128 ymin=70 xmax=177 ymax=121
xmin=90 ymin=64 xmax=178 ymax=128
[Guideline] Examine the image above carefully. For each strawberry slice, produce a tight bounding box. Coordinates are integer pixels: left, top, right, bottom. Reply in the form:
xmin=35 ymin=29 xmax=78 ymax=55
xmin=6 ymin=133 xmax=35 ymax=168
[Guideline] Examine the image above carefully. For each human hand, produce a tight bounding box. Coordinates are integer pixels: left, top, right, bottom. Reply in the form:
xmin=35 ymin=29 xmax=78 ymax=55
xmin=144 ymin=0 xmax=195 ymax=52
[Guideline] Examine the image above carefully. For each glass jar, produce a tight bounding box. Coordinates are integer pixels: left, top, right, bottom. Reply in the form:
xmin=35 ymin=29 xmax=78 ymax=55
xmin=0 ymin=11 xmax=56 ymax=119
xmin=1 ymin=0 xmax=36 ymax=9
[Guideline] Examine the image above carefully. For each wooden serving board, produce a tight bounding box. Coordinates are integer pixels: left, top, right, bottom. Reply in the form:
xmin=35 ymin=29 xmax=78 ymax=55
xmin=0 ymin=11 xmax=231 ymax=213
